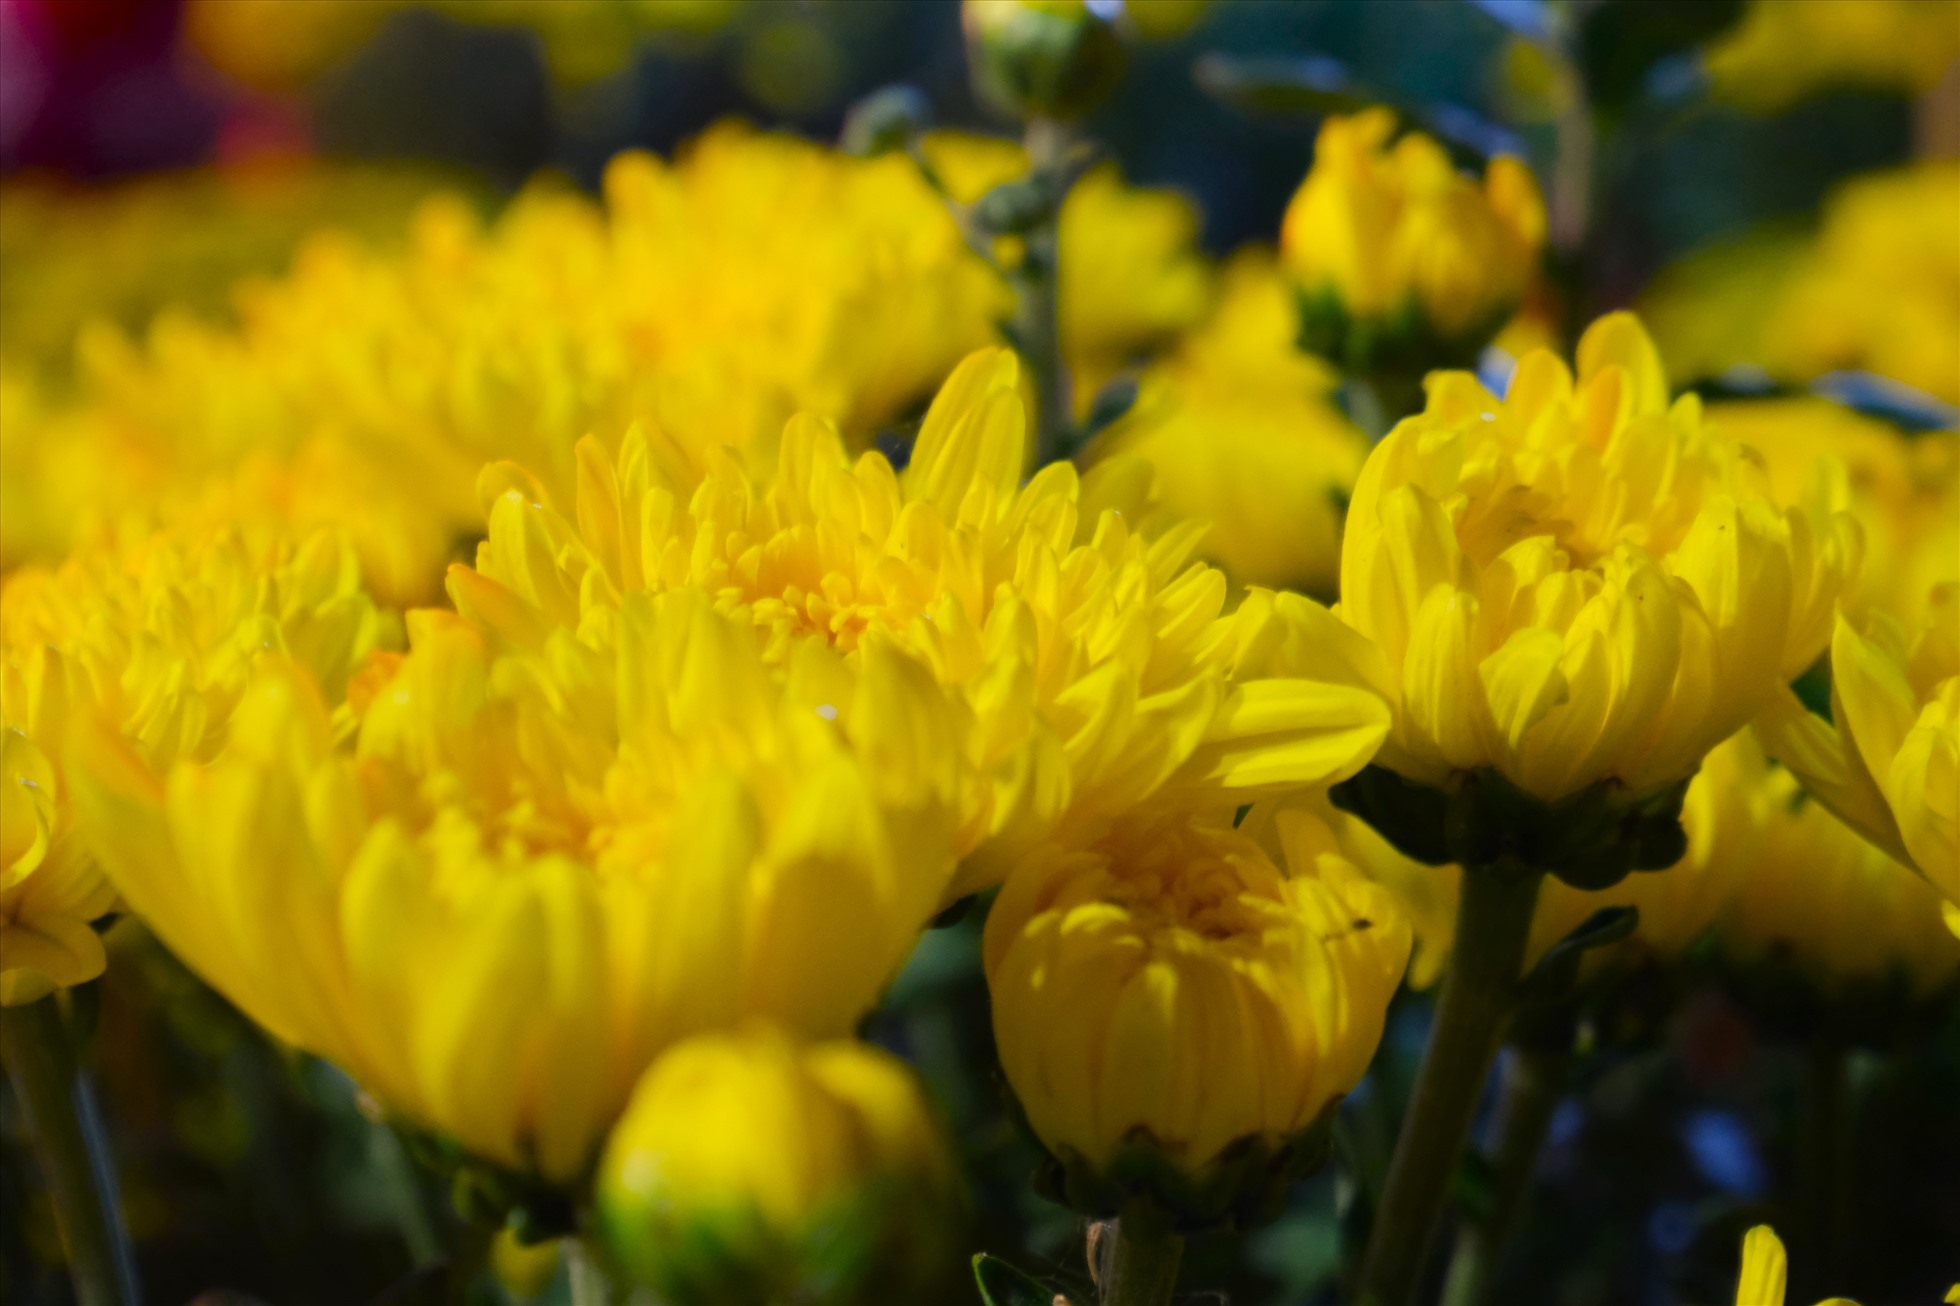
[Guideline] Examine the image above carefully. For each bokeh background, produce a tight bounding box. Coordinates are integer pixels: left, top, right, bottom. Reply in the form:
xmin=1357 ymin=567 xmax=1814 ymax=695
xmin=2 ymin=2 xmax=1956 ymax=1304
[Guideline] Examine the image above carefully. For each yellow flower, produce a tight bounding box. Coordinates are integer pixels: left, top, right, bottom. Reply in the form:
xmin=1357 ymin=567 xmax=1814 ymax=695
xmin=597 ymin=1027 xmax=956 ymax=1304
xmin=0 ymin=161 xmax=457 ymax=388
xmin=450 ymin=349 xmax=1393 ymax=899
xmin=1281 ymin=109 xmax=1545 ymax=361
xmin=184 ymin=0 xmax=740 ymax=92
xmin=183 ymin=0 xmax=402 ymax=93
xmin=1705 ymin=0 xmax=1960 ymax=113
xmin=5 ymin=123 xmax=1004 ymax=602
xmin=1283 ymin=734 xmax=1760 ymax=991
xmin=1642 ymin=163 xmax=1960 ymax=406
xmin=982 ymin=803 xmax=1409 ymax=1214
xmin=1728 ymin=1225 xmax=1858 ymax=1306
xmin=922 ymin=131 xmax=1213 ymax=411
xmin=1716 ymin=733 xmax=1959 ymax=1000
xmin=1094 ymin=249 xmax=1370 ymax=597
xmin=69 ymin=591 xmax=966 ymax=1179
xmin=1 ymin=518 xmax=384 ymax=1006
xmin=1757 ymin=588 xmax=1959 ymax=909
xmin=1709 ymin=399 xmax=1956 ymax=623
xmin=1339 ymin=313 xmax=1856 ymax=808
xmin=1767 ymin=163 xmax=1960 ymax=406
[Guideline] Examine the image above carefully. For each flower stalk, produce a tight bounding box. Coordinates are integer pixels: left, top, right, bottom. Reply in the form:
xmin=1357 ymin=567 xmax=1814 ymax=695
xmin=1015 ymin=116 xmax=1074 ymax=467
xmin=1097 ymin=1198 xmax=1184 ymax=1306
xmin=0 ymin=996 xmax=142 ymax=1306
xmin=1437 ymin=1040 xmax=1574 ymax=1306
xmin=1357 ymin=860 xmax=1544 ymax=1306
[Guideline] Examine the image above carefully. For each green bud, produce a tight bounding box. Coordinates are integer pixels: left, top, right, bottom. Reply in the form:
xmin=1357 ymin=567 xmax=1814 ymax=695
xmin=962 ymin=0 xmax=1126 ymax=122
xmin=840 ymin=84 xmax=930 ymax=157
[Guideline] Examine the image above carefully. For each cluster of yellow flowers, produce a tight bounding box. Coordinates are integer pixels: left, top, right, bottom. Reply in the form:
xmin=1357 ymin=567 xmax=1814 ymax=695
xmin=5 ymin=62 xmax=1958 ymax=1302
xmin=1644 ymin=161 xmax=1960 ymax=406
xmin=1705 ymin=0 xmax=1960 ymax=112
xmin=0 ymin=125 xmax=1211 ymax=605
xmin=183 ymin=0 xmax=740 ymax=92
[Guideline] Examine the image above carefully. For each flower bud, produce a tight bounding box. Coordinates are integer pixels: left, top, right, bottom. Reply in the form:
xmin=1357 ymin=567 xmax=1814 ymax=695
xmin=1281 ymin=109 xmax=1545 ymax=375
xmin=983 ymin=809 xmax=1408 ymax=1226
xmin=597 ymin=1028 xmax=959 ymax=1306
xmin=962 ymin=0 xmax=1126 ymax=121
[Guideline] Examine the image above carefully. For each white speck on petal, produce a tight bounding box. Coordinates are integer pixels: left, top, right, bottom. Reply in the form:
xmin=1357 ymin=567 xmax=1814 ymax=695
xmin=815 ymin=703 xmax=838 ymax=721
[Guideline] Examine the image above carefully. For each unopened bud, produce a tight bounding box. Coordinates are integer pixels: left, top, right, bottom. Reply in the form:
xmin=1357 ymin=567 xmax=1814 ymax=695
xmin=962 ymin=0 xmax=1126 ymax=121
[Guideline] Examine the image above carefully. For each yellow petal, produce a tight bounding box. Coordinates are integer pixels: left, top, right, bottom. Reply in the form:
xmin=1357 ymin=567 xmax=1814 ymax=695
xmin=1734 ymin=1225 xmax=1786 ymax=1306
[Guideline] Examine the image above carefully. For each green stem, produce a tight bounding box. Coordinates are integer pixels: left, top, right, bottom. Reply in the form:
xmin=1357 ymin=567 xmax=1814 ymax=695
xmin=1098 ymin=1198 xmax=1184 ymax=1306
xmin=1357 ymin=861 xmax=1543 ymax=1306
xmin=1017 ymin=116 xmax=1073 ymax=468
xmin=1437 ymin=1041 xmax=1573 ymax=1306
xmin=0 ymin=996 xmax=142 ymax=1306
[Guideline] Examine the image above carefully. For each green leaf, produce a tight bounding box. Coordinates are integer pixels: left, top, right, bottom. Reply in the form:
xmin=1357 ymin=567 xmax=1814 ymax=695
xmin=973 ymin=1253 xmax=1061 ymax=1306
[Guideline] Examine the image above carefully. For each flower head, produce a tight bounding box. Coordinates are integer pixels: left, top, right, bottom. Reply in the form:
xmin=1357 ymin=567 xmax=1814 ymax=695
xmin=1706 ymin=0 xmax=1960 ymax=113
xmin=1339 ymin=313 xmax=1857 ymax=808
xmin=451 ymin=349 xmax=1392 ymax=898
xmin=597 ymin=1027 xmax=957 ymax=1305
xmin=1282 ymin=109 xmax=1545 ymax=368
xmin=1757 ymin=587 xmax=1959 ymax=909
xmin=1095 ymin=250 xmax=1369 ymax=597
xmin=1716 ymin=733 xmax=1959 ymax=1003
xmin=2 ymin=517 xmax=383 ymax=1004
xmin=982 ymin=804 xmax=1408 ymax=1220
xmin=70 ymin=590 xmax=964 ymax=1178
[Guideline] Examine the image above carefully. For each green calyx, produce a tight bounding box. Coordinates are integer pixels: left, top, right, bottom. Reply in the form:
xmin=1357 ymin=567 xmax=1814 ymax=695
xmin=1294 ymin=287 xmax=1513 ymax=396
xmin=1029 ymin=1109 xmax=1340 ymax=1233
xmin=600 ymin=1179 xmax=953 ymax=1306
xmin=1329 ymin=763 xmax=1692 ymax=890
xmin=965 ymin=2 xmax=1127 ymax=122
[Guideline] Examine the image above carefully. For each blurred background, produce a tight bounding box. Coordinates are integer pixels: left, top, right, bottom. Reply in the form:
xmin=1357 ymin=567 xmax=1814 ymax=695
xmin=2 ymin=2 xmax=1956 ymax=1304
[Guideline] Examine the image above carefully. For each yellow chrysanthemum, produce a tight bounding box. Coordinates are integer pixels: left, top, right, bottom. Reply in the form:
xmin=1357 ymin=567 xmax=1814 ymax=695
xmin=1709 ymin=399 xmax=1956 ymax=623
xmin=1643 ymin=163 xmax=1960 ymax=406
xmin=70 ymin=591 xmax=964 ymax=1179
xmin=598 ymin=1027 xmax=956 ymax=1304
xmin=1281 ymin=108 xmax=1545 ymax=354
xmin=983 ymin=802 xmax=1409 ymax=1188
xmin=1 ymin=518 xmax=384 ymax=1005
xmin=1094 ymin=249 xmax=1370 ymax=597
xmin=1716 ymin=733 xmax=1959 ymax=999
xmin=1757 ymin=587 xmax=1959 ymax=908
xmin=1705 ymin=0 xmax=1960 ymax=113
xmin=1339 ymin=312 xmax=1857 ymax=805
xmin=0 ymin=161 xmax=453 ymax=387
xmin=1767 ymin=163 xmax=1960 ymax=406
xmin=4 ymin=123 xmax=1004 ymax=601
xmin=1277 ymin=733 xmax=1760 ymax=991
xmin=1728 ymin=1225 xmax=1858 ymax=1306
xmin=184 ymin=0 xmax=740 ymax=92
xmin=449 ymin=349 xmax=1393 ymax=899
xmin=922 ymin=131 xmax=1213 ymax=411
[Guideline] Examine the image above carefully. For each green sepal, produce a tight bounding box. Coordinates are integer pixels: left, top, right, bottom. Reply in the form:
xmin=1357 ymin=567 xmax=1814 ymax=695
xmin=1511 ymin=905 xmax=1641 ymax=1050
xmin=1029 ymin=1104 xmax=1340 ymax=1233
xmin=1328 ymin=764 xmax=1694 ymax=891
xmin=973 ymin=1253 xmax=1062 ymax=1306
xmin=1294 ymin=287 xmax=1511 ymax=406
